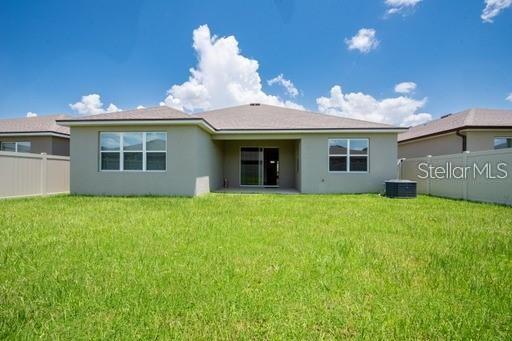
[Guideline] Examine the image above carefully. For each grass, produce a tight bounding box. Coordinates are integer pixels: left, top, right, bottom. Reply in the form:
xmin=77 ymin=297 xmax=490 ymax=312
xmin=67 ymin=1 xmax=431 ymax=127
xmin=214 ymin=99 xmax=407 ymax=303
xmin=0 ymin=194 xmax=511 ymax=339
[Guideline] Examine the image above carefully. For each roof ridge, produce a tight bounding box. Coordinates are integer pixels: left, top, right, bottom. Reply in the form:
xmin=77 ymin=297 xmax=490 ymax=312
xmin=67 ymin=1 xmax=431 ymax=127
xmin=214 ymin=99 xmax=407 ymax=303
xmin=463 ymin=108 xmax=476 ymax=125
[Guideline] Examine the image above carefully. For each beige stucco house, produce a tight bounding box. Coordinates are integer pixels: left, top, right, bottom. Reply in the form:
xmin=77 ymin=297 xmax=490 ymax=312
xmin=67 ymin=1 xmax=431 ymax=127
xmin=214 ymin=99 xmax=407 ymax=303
xmin=0 ymin=115 xmax=70 ymax=156
xmin=58 ymin=104 xmax=405 ymax=196
xmin=398 ymin=108 xmax=512 ymax=158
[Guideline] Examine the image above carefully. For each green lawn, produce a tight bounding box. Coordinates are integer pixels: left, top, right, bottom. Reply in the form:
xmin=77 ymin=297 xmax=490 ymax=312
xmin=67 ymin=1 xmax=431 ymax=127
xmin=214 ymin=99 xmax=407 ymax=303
xmin=1 ymin=194 xmax=511 ymax=339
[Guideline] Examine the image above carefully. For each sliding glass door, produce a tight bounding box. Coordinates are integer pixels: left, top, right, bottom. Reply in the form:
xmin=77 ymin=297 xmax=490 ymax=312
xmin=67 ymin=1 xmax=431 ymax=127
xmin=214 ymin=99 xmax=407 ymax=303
xmin=240 ymin=147 xmax=279 ymax=187
xmin=240 ymin=147 xmax=260 ymax=186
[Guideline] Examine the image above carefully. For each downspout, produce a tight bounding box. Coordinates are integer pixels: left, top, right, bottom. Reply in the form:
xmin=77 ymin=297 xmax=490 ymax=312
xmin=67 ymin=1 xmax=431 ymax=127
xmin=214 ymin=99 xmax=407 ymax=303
xmin=456 ymin=130 xmax=467 ymax=152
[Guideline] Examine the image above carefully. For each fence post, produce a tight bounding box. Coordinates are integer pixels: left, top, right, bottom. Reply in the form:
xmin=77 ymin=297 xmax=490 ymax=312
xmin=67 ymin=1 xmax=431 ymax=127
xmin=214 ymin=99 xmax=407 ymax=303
xmin=40 ymin=153 xmax=47 ymax=196
xmin=462 ymin=151 xmax=470 ymax=200
xmin=426 ymin=155 xmax=432 ymax=195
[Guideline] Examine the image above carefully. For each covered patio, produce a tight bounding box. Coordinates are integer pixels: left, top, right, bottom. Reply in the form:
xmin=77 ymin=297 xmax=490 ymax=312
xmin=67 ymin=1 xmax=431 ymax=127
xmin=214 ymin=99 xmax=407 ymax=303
xmin=213 ymin=138 xmax=301 ymax=192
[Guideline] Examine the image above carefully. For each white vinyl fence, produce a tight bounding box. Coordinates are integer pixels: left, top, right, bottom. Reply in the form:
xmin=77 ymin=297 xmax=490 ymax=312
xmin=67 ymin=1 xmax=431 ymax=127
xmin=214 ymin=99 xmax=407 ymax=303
xmin=399 ymin=148 xmax=512 ymax=205
xmin=0 ymin=151 xmax=69 ymax=199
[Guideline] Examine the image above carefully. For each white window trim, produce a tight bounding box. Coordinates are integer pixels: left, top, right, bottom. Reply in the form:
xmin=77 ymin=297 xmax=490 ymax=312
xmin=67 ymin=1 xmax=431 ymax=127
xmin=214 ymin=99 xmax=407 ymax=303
xmin=494 ymin=136 xmax=512 ymax=150
xmin=328 ymin=138 xmax=369 ymax=173
xmin=1 ymin=141 xmax=31 ymax=153
xmin=99 ymin=132 xmax=167 ymax=172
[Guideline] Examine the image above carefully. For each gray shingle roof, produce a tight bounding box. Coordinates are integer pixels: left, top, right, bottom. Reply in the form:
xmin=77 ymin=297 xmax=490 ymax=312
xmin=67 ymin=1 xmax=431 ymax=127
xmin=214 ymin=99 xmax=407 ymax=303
xmin=0 ymin=114 xmax=70 ymax=136
xmin=195 ymin=104 xmax=395 ymax=130
xmin=57 ymin=104 xmax=401 ymax=131
xmin=398 ymin=108 xmax=512 ymax=142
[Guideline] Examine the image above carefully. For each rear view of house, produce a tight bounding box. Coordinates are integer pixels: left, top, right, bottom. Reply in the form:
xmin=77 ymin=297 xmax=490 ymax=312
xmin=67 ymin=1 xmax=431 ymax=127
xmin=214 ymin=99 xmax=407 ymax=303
xmin=0 ymin=115 xmax=70 ymax=156
xmin=58 ymin=104 xmax=405 ymax=196
xmin=398 ymin=108 xmax=512 ymax=158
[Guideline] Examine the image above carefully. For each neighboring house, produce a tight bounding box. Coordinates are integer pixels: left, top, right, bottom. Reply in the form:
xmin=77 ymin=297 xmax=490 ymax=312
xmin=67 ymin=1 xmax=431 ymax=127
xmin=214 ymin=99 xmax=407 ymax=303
xmin=57 ymin=104 xmax=405 ymax=196
xmin=0 ymin=115 xmax=70 ymax=156
xmin=398 ymin=108 xmax=512 ymax=158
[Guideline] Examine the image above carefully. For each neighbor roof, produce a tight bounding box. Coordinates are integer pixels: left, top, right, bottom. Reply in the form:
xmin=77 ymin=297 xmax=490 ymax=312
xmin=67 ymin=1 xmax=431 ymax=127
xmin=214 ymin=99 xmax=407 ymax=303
xmin=0 ymin=114 xmax=70 ymax=136
xmin=60 ymin=106 xmax=190 ymax=121
xmin=398 ymin=108 xmax=512 ymax=142
xmin=58 ymin=103 xmax=404 ymax=132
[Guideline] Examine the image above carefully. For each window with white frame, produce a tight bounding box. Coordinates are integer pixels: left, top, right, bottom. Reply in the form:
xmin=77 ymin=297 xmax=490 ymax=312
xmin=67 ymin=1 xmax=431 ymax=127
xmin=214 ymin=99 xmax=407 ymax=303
xmin=99 ymin=132 xmax=167 ymax=171
xmin=328 ymin=138 xmax=369 ymax=172
xmin=1 ymin=141 xmax=31 ymax=153
xmin=494 ymin=137 xmax=512 ymax=150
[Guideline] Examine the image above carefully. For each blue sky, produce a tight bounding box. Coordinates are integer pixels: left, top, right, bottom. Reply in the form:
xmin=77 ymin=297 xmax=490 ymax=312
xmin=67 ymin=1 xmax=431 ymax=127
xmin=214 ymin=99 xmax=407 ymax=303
xmin=0 ymin=0 xmax=511 ymax=125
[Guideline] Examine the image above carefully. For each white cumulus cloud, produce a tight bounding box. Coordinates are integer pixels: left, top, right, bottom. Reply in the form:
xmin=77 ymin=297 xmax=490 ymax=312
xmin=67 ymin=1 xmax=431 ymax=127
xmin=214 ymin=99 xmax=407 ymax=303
xmin=267 ymin=74 xmax=299 ymax=97
xmin=394 ymin=81 xmax=417 ymax=94
xmin=506 ymin=92 xmax=512 ymax=102
xmin=345 ymin=28 xmax=379 ymax=54
xmin=136 ymin=105 xmax=146 ymax=109
xmin=106 ymin=104 xmax=121 ymax=113
xmin=161 ymin=25 xmax=303 ymax=112
xmin=26 ymin=112 xmax=38 ymax=117
xmin=316 ymin=85 xmax=432 ymax=127
xmin=385 ymin=0 xmax=422 ymax=15
xmin=69 ymin=94 xmax=121 ymax=115
xmin=401 ymin=113 xmax=433 ymax=127
xmin=481 ymin=0 xmax=512 ymax=22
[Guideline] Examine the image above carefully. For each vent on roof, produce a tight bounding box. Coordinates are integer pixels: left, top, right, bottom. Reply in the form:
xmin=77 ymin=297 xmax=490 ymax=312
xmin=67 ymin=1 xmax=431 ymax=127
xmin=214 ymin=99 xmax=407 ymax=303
xmin=441 ymin=113 xmax=452 ymax=119
xmin=249 ymin=103 xmax=261 ymax=106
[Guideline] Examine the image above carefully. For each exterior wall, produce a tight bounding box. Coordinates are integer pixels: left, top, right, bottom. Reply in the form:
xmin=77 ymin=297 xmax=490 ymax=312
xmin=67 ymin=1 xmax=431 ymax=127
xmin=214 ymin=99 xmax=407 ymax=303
xmin=0 ymin=136 xmax=52 ymax=155
xmin=465 ymin=130 xmax=512 ymax=152
xmin=0 ymin=135 xmax=70 ymax=156
xmin=398 ymin=129 xmax=512 ymax=159
xmin=196 ymin=128 xmax=223 ymax=194
xmin=300 ymin=133 xmax=398 ymax=194
xmin=398 ymin=132 xmax=462 ymax=158
xmin=70 ymin=127 xmax=399 ymax=196
xmin=51 ymin=136 xmax=70 ymax=156
xmin=222 ymin=139 xmax=298 ymax=189
xmin=70 ymin=125 xmax=217 ymax=196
